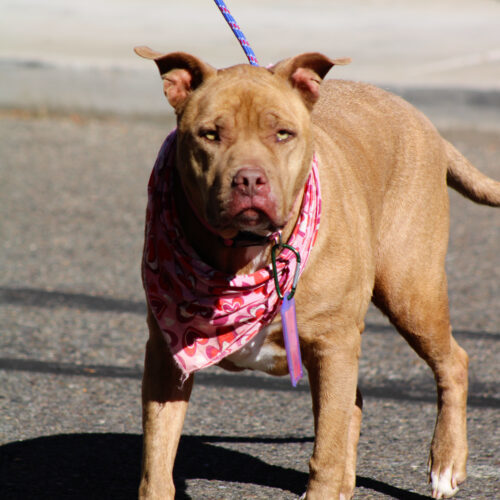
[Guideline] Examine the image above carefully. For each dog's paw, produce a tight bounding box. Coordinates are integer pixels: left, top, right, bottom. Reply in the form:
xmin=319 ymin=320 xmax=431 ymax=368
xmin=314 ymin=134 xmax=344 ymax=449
xmin=428 ymin=435 xmax=467 ymax=499
xmin=429 ymin=467 xmax=460 ymax=498
xmin=300 ymin=493 xmax=350 ymax=500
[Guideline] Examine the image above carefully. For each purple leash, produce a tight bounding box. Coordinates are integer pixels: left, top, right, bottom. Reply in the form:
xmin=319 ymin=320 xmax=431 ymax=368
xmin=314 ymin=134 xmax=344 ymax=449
xmin=213 ymin=0 xmax=259 ymax=66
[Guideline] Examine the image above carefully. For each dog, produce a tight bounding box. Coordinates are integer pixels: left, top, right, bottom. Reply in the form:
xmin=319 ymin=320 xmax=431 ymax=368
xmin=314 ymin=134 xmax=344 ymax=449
xmin=134 ymin=46 xmax=500 ymax=499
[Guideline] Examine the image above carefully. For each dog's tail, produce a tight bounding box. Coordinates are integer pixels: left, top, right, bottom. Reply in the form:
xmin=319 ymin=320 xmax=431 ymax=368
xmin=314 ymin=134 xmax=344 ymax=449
xmin=445 ymin=140 xmax=500 ymax=207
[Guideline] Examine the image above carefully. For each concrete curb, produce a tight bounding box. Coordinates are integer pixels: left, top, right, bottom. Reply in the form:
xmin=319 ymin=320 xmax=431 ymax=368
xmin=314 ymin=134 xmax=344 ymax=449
xmin=388 ymin=86 xmax=500 ymax=131
xmin=2 ymin=58 xmax=500 ymax=131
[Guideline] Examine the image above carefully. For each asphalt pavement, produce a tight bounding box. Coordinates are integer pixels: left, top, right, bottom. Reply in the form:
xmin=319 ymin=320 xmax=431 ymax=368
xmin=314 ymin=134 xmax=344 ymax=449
xmin=0 ymin=114 xmax=499 ymax=500
xmin=0 ymin=0 xmax=499 ymax=499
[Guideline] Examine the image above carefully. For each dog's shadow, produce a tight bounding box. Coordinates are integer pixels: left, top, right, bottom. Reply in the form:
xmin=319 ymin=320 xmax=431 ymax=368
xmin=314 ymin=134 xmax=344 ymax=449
xmin=0 ymin=433 xmax=429 ymax=499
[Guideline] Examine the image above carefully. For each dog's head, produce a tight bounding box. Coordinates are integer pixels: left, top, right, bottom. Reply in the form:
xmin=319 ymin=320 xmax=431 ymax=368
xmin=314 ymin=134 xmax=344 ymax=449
xmin=135 ymin=47 xmax=349 ymax=241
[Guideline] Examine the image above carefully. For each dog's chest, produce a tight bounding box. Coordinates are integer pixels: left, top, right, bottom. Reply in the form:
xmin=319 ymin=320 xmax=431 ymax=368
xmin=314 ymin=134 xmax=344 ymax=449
xmin=225 ymin=322 xmax=286 ymax=372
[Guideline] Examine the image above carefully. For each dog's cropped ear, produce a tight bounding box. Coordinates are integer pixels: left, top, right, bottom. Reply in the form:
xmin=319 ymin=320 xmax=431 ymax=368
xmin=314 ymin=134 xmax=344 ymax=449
xmin=270 ymin=53 xmax=351 ymax=109
xmin=134 ymin=46 xmax=216 ymax=113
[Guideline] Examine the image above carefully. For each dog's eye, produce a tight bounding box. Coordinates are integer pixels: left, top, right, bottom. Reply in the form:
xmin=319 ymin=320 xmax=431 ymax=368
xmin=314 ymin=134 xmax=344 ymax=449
xmin=200 ymin=130 xmax=220 ymax=142
xmin=276 ymin=130 xmax=294 ymax=143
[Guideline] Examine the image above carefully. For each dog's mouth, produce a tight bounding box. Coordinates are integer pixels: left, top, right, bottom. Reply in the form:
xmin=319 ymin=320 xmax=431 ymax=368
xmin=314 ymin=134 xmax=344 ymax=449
xmin=216 ymin=202 xmax=284 ymax=238
xmin=235 ymin=207 xmax=274 ymax=228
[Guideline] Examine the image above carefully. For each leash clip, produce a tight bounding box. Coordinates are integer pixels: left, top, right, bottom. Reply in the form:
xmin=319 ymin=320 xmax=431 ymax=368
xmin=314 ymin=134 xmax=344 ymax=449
xmin=271 ymin=231 xmax=302 ymax=300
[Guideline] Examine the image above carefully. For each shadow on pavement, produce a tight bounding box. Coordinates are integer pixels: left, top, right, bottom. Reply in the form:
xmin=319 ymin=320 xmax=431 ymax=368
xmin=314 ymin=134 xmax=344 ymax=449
xmin=1 ymin=356 xmax=498 ymax=408
xmin=2 ymin=285 xmax=498 ymax=340
xmin=0 ymin=433 xmax=430 ymax=499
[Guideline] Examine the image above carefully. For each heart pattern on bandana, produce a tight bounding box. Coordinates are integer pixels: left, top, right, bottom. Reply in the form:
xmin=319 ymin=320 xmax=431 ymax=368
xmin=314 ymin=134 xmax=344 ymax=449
xmin=142 ymin=131 xmax=321 ymax=379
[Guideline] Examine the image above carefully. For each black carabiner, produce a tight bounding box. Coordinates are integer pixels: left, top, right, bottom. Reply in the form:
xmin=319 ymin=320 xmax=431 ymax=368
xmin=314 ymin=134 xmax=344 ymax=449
xmin=271 ymin=237 xmax=302 ymax=300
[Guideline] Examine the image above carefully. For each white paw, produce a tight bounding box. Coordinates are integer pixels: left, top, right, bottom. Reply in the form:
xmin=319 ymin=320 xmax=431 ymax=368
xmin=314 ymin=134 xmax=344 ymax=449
xmin=299 ymin=493 xmax=307 ymax=500
xmin=430 ymin=468 xmax=459 ymax=498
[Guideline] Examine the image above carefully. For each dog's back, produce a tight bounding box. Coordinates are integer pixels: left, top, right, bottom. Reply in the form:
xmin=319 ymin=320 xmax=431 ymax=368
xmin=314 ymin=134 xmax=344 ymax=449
xmin=314 ymin=80 xmax=500 ymax=209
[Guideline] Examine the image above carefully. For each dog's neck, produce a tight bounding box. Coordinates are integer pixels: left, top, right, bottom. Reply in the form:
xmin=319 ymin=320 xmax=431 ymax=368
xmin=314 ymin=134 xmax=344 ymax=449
xmin=173 ymin=170 xmax=300 ymax=275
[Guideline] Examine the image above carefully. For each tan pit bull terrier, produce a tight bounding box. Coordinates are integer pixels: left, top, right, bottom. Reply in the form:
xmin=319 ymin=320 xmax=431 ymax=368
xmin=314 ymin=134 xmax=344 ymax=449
xmin=134 ymin=46 xmax=500 ymax=499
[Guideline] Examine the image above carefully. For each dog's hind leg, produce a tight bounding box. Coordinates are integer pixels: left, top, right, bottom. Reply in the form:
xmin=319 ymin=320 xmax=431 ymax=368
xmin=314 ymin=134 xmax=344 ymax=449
xmin=373 ymin=238 xmax=468 ymax=498
xmin=374 ymin=287 xmax=468 ymax=498
xmin=139 ymin=305 xmax=194 ymax=500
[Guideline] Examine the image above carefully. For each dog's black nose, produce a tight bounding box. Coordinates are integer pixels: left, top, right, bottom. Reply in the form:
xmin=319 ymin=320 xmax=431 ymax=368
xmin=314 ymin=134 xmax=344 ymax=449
xmin=232 ymin=167 xmax=269 ymax=196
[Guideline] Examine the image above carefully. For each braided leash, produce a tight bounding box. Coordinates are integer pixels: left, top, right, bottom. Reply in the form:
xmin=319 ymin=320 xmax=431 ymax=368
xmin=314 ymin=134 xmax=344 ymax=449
xmin=213 ymin=0 xmax=259 ymax=66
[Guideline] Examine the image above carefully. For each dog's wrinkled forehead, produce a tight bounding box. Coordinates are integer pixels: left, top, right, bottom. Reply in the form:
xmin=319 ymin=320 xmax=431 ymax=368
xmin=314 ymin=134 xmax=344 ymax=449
xmin=181 ymin=65 xmax=310 ymax=132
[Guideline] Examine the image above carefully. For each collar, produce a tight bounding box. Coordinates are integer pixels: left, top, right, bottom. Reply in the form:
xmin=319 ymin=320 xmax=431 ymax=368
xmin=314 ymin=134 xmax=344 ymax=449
xmin=223 ymin=231 xmax=279 ymax=248
xmin=142 ymin=130 xmax=321 ymax=379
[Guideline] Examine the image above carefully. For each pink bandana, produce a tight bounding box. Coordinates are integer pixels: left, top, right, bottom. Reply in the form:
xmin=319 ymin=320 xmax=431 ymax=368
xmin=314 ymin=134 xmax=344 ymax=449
xmin=143 ymin=130 xmax=321 ymax=378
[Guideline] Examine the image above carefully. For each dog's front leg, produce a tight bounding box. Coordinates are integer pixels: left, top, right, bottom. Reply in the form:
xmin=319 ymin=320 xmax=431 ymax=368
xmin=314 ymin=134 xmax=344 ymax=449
xmin=139 ymin=307 xmax=194 ymax=500
xmin=304 ymin=329 xmax=360 ymax=499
